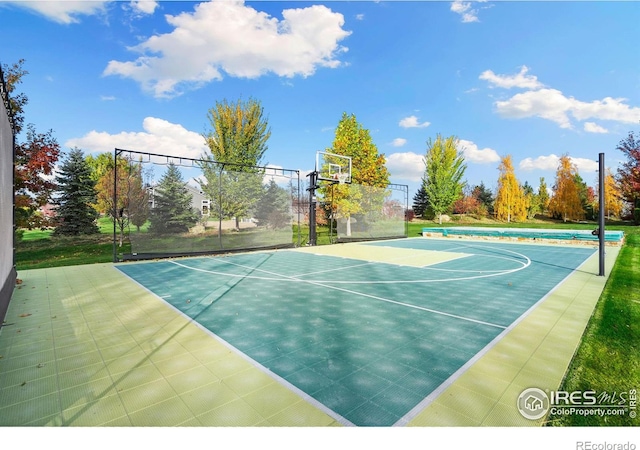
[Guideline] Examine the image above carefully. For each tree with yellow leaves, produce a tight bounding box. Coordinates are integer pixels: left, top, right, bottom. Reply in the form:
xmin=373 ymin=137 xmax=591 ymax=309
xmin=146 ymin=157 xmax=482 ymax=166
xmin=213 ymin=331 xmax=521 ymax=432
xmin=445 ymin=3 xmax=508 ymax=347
xmin=494 ymin=155 xmax=527 ymax=222
xmin=323 ymin=112 xmax=390 ymax=236
xmin=548 ymin=155 xmax=584 ymax=222
xmin=603 ymin=168 xmax=623 ymax=219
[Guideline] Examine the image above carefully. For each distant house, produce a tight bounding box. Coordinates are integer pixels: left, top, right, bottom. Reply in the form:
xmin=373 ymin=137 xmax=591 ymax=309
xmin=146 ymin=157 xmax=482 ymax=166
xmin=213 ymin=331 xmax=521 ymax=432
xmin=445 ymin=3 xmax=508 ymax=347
xmin=148 ymin=184 xmax=210 ymax=218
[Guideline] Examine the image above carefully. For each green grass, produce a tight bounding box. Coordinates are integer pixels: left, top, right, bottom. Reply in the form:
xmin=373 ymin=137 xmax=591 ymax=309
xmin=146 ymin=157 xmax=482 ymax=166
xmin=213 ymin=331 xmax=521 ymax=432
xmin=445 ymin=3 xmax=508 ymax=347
xmin=547 ymin=226 xmax=640 ymax=426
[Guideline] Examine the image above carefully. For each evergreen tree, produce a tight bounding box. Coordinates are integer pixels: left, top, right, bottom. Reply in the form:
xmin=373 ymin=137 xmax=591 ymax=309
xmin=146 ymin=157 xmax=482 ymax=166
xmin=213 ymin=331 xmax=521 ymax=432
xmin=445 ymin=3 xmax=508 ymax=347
xmin=522 ymin=181 xmax=540 ymax=219
xmin=412 ymin=183 xmax=430 ymax=218
xmin=423 ymin=134 xmax=466 ymax=224
xmin=255 ymin=179 xmax=291 ymax=229
xmin=53 ymin=148 xmax=99 ymax=236
xmin=472 ymin=182 xmax=494 ymax=216
xmin=149 ymin=164 xmax=198 ymax=234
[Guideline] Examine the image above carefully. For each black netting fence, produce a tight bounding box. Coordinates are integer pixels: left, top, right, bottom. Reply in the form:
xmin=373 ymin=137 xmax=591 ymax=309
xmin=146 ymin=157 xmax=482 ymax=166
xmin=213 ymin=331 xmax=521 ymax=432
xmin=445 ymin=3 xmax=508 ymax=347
xmin=321 ymin=182 xmax=409 ymax=242
xmin=113 ymin=149 xmax=301 ymax=261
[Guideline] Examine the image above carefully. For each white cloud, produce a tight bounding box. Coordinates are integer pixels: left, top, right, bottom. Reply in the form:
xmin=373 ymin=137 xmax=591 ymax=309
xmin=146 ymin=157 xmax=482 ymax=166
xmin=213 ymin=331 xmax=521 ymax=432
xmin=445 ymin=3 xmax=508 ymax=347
xmin=450 ymin=1 xmax=480 ymax=23
xmin=519 ymin=154 xmax=598 ymax=173
xmin=391 ymin=138 xmax=407 ymax=147
xmin=494 ymin=88 xmax=640 ymax=129
xmin=399 ymin=115 xmax=430 ymax=129
xmin=584 ymin=122 xmax=608 ymax=134
xmin=103 ymin=1 xmax=351 ymax=98
xmin=130 ymin=1 xmax=158 ymax=15
xmin=65 ymin=117 xmax=208 ymax=159
xmin=495 ymin=88 xmax=574 ymax=128
xmin=100 ymin=95 xmax=116 ymax=101
xmin=458 ymin=139 xmax=500 ymax=164
xmin=5 ymin=1 xmax=109 ymax=24
xmin=479 ymin=66 xmax=544 ymax=90
xmin=355 ymin=13 xmax=364 ymax=21
xmin=386 ymin=152 xmax=425 ymax=182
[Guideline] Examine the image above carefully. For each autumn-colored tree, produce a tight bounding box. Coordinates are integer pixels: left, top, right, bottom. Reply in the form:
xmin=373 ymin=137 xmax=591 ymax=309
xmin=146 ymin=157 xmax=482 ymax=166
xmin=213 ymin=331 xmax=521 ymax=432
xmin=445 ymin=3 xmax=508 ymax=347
xmin=96 ymin=156 xmax=149 ymax=245
xmin=323 ymin=112 xmax=390 ymax=235
xmin=494 ymin=155 xmax=527 ymax=223
xmin=548 ymin=155 xmax=585 ymax=222
xmin=423 ymin=134 xmax=466 ymax=224
xmin=200 ymin=97 xmax=269 ymax=229
xmin=603 ymin=168 xmax=623 ymax=219
xmin=14 ymin=125 xmax=60 ymax=228
xmin=616 ymin=131 xmax=640 ymax=222
xmin=5 ymin=60 xmax=61 ymax=228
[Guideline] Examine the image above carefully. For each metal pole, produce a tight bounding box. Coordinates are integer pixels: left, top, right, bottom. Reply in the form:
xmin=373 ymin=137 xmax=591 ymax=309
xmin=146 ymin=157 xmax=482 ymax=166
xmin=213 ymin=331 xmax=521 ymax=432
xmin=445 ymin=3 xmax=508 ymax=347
xmin=598 ymin=153 xmax=605 ymax=276
xmin=308 ymin=171 xmax=317 ymax=246
xmin=113 ymin=149 xmax=118 ymax=263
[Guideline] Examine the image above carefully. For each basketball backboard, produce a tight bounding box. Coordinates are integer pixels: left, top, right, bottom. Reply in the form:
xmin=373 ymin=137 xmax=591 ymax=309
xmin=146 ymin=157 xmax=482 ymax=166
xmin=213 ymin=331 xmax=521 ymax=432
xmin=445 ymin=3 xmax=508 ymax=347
xmin=316 ymin=151 xmax=352 ymax=184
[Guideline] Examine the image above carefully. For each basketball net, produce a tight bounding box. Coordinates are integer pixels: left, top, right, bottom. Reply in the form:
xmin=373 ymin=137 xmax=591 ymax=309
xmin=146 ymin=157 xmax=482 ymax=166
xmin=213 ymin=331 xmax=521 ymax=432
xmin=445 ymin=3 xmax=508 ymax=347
xmin=333 ymin=172 xmax=348 ymax=185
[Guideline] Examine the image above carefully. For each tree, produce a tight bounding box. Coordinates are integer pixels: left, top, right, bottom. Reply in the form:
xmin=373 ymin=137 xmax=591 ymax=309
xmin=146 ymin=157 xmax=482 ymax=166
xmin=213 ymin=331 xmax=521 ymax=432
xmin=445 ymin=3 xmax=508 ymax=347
xmin=149 ymin=164 xmax=198 ymax=234
xmin=548 ymin=155 xmax=584 ymax=222
xmin=616 ymin=131 xmax=640 ymax=221
xmin=522 ymin=181 xmax=540 ymax=220
xmin=95 ymin=155 xmax=149 ymax=245
xmin=203 ymin=97 xmax=270 ymax=167
xmin=494 ymin=155 xmax=527 ymax=223
xmin=255 ymin=179 xmax=291 ymax=229
xmin=471 ymin=182 xmax=494 ymax=217
xmin=538 ymin=177 xmax=550 ymax=215
xmin=53 ymin=148 xmax=99 ymax=236
xmin=453 ymin=187 xmax=481 ymax=216
xmin=412 ymin=183 xmax=430 ymax=218
xmin=603 ymin=168 xmax=623 ymax=219
xmin=2 ymin=59 xmax=28 ymax=134
xmin=324 ymin=112 xmax=390 ymax=235
xmin=200 ymin=97 xmax=270 ymax=229
xmin=14 ymin=124 xmax=61 ymax=229
xmin=423 ymin=134 xmax=466 ymax=224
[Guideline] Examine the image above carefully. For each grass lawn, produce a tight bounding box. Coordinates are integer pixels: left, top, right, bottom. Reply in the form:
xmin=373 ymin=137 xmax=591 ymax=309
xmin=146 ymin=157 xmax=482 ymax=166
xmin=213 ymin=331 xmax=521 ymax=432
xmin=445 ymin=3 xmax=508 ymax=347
xmin=13 ymin=216 xmax=640 ymax=426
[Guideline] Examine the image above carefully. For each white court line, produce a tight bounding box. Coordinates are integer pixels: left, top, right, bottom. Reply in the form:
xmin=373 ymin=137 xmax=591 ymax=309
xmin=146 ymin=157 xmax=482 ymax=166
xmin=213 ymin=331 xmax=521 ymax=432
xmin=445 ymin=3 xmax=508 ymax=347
xmin=169 ymin=247 xmax=531 ymax=285
xmin=186 ymin=257 xmax=507 ymax=330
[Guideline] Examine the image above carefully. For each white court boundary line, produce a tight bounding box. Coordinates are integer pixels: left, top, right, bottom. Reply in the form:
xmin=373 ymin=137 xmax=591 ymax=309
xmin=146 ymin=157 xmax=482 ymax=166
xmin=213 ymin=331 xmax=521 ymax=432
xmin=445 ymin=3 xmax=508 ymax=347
xmin=169 ymin=243 xmax=531 ymax=285
xmin=169 ymin=256 xmax=507 ymax=330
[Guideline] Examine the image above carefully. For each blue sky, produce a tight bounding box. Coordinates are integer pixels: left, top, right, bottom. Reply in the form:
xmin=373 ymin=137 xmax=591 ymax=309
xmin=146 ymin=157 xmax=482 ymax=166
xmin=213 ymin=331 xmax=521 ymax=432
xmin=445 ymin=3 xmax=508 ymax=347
xmin=1 ymin=0 xmax=639 ymax=199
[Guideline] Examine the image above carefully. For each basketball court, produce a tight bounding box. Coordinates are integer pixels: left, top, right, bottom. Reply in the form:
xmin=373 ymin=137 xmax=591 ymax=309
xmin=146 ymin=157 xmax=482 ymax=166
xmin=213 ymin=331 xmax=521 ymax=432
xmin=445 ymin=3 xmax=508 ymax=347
xmin=0 ymin=236 xmax=617 ymax=426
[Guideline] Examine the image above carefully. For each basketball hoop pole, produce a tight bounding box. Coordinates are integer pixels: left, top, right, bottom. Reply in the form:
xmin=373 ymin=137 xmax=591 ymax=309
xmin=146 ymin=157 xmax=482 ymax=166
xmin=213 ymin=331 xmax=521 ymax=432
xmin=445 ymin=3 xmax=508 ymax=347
xmin=307 ymin=170 xmax=318 ymax=246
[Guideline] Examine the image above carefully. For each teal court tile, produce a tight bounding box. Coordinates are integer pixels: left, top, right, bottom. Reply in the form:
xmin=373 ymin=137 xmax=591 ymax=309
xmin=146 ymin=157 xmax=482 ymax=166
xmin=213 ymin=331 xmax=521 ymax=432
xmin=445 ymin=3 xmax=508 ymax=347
xmin=114 ymin=240 xmax=599 ymax=426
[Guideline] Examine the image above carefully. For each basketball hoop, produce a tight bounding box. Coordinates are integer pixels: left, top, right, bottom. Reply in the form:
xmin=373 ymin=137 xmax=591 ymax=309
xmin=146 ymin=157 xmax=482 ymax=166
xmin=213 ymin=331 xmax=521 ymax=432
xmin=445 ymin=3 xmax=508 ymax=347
xmin=334 ymin=172 xmax=348 ymax=185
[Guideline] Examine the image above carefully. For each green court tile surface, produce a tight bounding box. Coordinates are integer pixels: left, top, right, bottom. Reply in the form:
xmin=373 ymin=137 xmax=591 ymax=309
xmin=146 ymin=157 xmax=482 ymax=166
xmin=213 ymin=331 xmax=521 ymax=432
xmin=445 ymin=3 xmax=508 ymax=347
xmin=0 ymin=239 xmax=617 ymax=427
xmin=114 ymin=239 xmax=607 ymax=426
